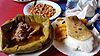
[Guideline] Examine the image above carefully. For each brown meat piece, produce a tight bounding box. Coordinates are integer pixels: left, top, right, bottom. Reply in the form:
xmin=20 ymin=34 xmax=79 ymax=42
xmin=12 ymin=22 xmax=33 ymax=41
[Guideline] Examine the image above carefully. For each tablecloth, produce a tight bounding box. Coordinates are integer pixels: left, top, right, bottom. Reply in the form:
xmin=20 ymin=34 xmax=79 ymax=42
xmin=0 ymin=0 xmax=100 ymax=56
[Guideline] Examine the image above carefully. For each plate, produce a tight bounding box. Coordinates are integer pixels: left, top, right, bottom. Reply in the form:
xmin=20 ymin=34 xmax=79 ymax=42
xmin=52 ymin=19 xmax=100 ymax=56
xmin=23 ymin=1 xmax=61 ymax=20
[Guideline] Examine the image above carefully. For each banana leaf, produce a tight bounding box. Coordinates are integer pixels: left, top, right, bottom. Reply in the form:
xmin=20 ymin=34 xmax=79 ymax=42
xmin=0 ymin=15 xmax=51 ymax=54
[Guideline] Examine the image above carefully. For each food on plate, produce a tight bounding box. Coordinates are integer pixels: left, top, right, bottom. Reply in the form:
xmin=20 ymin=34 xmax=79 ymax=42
xmin=53 ymin=18 xmax=87 ymax=42
xmin=66 ymin=16 xmax=93 ymax=40
xmin=0 ymin=15 xmax=51 ymax=54
xmin=64 ymin=16 xmax=96 ymax=52
xmin=53 ymin=16 xmax=99 ymax=53
xmin=29 ymin=4 xmax=56 ymax=18
xmin=53 ymin=18 xmax=67 ymax=41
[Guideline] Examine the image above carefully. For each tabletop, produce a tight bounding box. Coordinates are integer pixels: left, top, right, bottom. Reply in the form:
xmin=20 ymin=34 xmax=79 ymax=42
xmin=0 ymin=0 xmax=100 ymax=56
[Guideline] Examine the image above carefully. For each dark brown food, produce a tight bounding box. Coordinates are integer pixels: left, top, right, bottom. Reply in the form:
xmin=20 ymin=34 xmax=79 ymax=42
xmin=12 ymin=22 xmax=31 ymax=41
xmin=0 ymin=15 xmax=51 ymax=54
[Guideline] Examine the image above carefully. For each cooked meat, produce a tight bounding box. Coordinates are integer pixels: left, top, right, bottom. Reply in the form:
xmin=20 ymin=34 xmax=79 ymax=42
xmin=0 ymin=15 xmax=50 ymax=54
xmin=12 ymin=22 xmax=33 ymax=41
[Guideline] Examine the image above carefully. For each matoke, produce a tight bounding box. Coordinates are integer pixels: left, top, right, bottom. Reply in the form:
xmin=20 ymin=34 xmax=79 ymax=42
xmin=0 ymin=15 xmax=51 ymax=54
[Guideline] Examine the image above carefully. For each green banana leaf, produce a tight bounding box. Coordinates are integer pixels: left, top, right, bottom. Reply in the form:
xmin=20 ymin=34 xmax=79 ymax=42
xmin=0 ymin=15 xmax=51 ymax=54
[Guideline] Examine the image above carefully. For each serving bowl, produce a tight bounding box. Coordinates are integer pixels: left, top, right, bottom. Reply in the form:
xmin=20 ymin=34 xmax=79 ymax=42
xmin=23 ymin=1 xmax=61 ymax=20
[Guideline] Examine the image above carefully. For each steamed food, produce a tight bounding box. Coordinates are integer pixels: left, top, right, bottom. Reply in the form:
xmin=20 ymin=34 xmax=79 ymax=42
xmin=0 ymin=15 xmax=51 ymax=54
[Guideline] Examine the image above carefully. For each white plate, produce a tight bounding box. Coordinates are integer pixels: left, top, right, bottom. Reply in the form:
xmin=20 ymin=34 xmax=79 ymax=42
xmin=9 ymin=45 xmax=51 ymax=56
xmin=52 ymin=19 xmax=100 ymax=56
xmin=23 ymin=1 xmax=61 ymax=20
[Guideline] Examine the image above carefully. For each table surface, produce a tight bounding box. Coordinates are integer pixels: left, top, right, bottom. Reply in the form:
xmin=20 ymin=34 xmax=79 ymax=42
xmin=0 ymin=0 xmax=100 ymax=56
